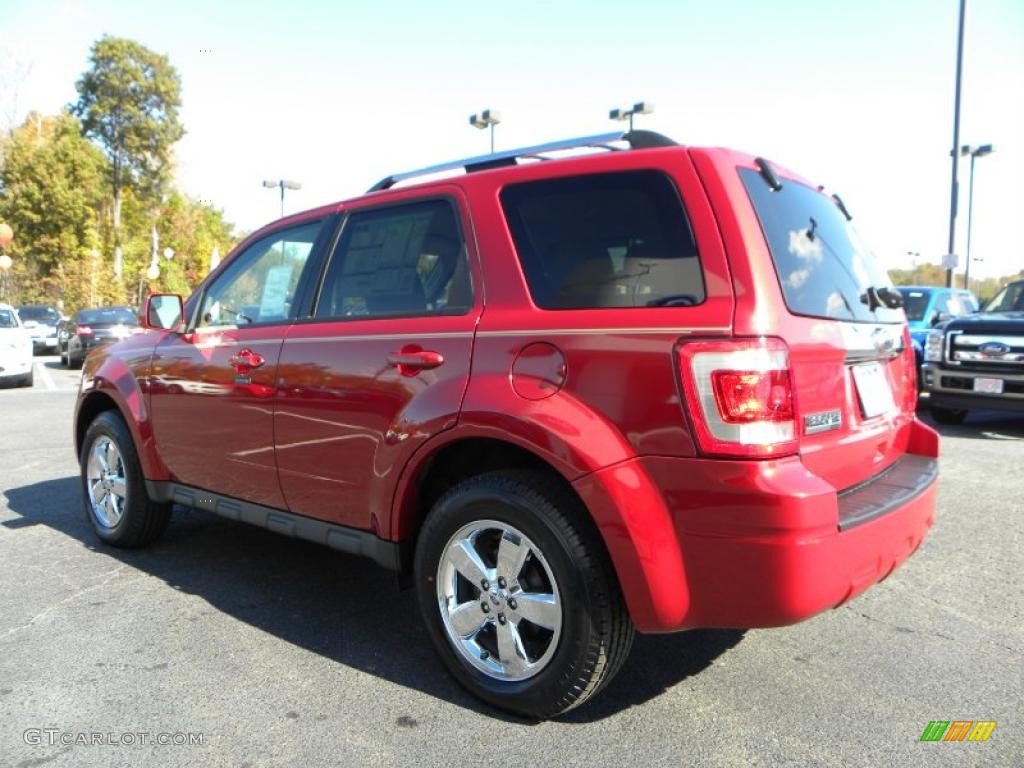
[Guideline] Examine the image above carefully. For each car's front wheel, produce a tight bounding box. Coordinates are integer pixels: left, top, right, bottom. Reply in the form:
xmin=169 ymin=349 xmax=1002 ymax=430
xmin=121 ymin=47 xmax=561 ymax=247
xmin=414 ymin=470 xmax=634 ymax=719
xmin=80 ymin=411 xmax=171 ymax=547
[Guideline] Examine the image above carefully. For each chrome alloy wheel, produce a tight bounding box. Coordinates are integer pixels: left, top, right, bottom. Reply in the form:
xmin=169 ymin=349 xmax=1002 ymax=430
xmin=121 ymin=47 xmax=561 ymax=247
xmin=437 ymin=520 xmax=562 ymax=681
xmin=86 ymin=436 xmax=128 ymax=529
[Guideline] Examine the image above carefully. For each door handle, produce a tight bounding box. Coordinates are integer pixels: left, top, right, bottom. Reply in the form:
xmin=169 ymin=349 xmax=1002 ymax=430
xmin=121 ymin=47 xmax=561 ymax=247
xmin=229 ymin=348 xmax=266 ymax=372
xmin=387 ymin=348 xmax=444 ymax=376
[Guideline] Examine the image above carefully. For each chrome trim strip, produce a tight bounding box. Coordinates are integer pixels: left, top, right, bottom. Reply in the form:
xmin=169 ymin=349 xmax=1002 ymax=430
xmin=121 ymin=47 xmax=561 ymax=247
xmin=283 ymin=331 xmax=475 ymax=344
xmin=476 ymin=326 xmax=731 ymax=337
xmin=954 ymin=335 xmax=1024 ymax=346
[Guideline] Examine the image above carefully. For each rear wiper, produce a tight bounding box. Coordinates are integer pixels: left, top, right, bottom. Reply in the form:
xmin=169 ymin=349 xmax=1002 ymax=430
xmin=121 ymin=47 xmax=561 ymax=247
xmin=832 ymin=193 xmax=852 ymax=221
xmin=860 ymin=286 xmax=903 ymax=311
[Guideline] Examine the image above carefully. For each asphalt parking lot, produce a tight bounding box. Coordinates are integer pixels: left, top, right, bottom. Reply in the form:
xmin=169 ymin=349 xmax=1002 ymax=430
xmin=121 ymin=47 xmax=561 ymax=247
xmin=1 ymin=356 xmax=1021 ymax=767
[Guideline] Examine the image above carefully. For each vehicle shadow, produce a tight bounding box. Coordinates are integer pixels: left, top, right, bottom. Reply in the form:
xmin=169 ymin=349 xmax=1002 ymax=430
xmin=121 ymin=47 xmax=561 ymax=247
xmin=2 ymin=476 xmax=744 ymax=723
xmin=917 ymin=407 xmax=1024 ymax=440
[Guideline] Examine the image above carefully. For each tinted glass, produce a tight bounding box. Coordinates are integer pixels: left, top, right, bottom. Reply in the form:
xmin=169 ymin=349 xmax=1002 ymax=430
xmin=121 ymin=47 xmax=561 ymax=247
xmin=741 ymin=169 xmax=902 ymax=323
xmin=315 ymin=200 xmax=471 ymax=319
xmin=17 ymin=307 xmax=60 ymax=323
xmin=985 ymin=282 xmax=1024 ymax=312
xmin=77 ymin=307 xmax=137 ymax=325
xmin=199 ymin=221 xmax=322 ymax=327
xmin=0 ymin=309 xmax=17 ymax=328
xmin=898 ymin=289 xmax=931 ymax=321
xmin=501 ymin=171 xmax=704 ymax=309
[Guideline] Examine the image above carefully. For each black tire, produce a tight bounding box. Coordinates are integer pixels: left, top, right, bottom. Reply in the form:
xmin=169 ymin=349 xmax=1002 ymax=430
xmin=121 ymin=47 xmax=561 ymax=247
xmin=930 ymin=406 xmax=968 ymax=425
xmin=18 ymin=368 xmax=33 ymax=387
xmin=59 ymin=347 xmax=68 ymax=367
xmin=414 ymin=470 xmax=634 ymax=719
xmin=79 ymin=411 xmax=171 ymax=547
xmin=69 ymin=352 xmax=83 ymax=370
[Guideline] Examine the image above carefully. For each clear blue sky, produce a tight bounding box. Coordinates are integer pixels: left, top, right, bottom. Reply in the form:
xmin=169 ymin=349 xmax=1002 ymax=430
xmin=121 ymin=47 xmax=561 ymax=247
xmin=2 ymin=0 xmax=1022 ymax=278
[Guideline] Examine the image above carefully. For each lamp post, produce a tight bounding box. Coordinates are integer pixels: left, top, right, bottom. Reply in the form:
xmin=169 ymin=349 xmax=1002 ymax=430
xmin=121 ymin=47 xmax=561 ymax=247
xmin=0 ymin=222 xmax=14 ymax=301
xmin=961 ymin=143 xmax=993 ymax=291
xmin=0 ymin=254 xmax=11 ymax=301
xmin=469 ymin=109 xmax=501 ymax=153
xmin=263 ymin=179 xmax=302 ymax=219
xmin=944 ymin=0 xmax=967 ymax=288
xmin=609 ymin=101 xmax=654 ymax=132
xmin=89 ymin=249 xmax=99 ymax=307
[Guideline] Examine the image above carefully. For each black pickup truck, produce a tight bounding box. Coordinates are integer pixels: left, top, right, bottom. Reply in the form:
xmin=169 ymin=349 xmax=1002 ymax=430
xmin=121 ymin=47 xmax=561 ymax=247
xmin=920 ymin=278 xmax=1024 ymax=423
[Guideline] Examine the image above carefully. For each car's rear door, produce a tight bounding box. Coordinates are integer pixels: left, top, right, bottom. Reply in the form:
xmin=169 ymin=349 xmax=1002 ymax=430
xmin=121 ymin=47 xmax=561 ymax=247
xmin=274 ymin=188 xmax=480 ymax=532
xmin=148 ymin=218 xmax=332 ymax=508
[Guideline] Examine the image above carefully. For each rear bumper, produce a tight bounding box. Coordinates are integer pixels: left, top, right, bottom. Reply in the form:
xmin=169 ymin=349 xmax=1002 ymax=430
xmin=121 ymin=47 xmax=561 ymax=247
xmin=575 ymin=418 xmax=939 ymax=633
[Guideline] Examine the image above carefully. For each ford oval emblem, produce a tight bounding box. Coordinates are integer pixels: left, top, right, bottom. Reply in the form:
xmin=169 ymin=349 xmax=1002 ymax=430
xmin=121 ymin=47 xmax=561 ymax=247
xmin=978 ymin=341 xmax=1011 ymax=357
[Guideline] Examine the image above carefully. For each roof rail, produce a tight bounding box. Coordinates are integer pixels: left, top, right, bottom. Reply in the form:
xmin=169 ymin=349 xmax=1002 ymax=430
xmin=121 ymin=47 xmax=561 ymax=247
xmin=366 ymin=130 xmax=679 ymax=193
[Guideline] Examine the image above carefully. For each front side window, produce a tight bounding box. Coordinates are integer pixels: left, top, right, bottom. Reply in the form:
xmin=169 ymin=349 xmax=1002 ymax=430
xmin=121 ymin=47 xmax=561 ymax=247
xmin=0 ymin=309 xmax=17 ymax=328
xmin=315 ymin=200 xmax=471 ymax=319
xmin=199 ymin=221 xmax=322 ymax=328
xmin=501 ymin=170 xmax=704 ymax=309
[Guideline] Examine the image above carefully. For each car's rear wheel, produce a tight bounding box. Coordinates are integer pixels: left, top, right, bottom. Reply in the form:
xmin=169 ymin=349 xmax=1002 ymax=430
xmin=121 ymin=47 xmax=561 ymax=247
xmin=930 ymin=406 xmax=968 ymax=425
xmin=414 ymin=470 xmax=634 ymax=719
xmin=80 ymin=411 xmax=171 ymax=547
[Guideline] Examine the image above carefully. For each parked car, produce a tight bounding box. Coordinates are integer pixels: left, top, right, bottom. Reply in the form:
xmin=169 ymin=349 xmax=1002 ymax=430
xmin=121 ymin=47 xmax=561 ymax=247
xmin=59 ymin=306 xmax=139 ymax=369
xmin=73 ymin=131 xmax=939 ymax=718
xmin=0 ymin=303 xmax=34 ymax=387
xmin=896 ymin=286 xmax=978 ymax=365
xmin=15 ymin=304 xmax=63 ymax=354
xmin=920 ymin=277 xmax=1024 ymax=423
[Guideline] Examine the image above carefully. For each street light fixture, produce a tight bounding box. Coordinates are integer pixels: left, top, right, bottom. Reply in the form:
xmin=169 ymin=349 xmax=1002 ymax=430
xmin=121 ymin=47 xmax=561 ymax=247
xmin=608 ymin=101 xmax=654 ymax=132
xmin=469 ymin=109 xmax=501 ymax=153
xmin=263 ymin=179 xmax=302 ymax=219
xmin=960 ymin=143 xmax=994 ymax=291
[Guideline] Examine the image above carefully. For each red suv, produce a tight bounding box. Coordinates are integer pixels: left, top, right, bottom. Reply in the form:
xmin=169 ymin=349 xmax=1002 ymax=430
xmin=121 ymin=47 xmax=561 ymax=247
xmin=74 ymin=131 xmax=938 ymax=718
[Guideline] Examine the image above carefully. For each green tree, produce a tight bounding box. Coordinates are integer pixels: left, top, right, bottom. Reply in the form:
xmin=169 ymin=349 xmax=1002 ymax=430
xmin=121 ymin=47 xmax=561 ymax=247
xmin=0 ymin=111 xmax=110 ymax=310
xmin=71 ymin=36 xmax=184 ymax=283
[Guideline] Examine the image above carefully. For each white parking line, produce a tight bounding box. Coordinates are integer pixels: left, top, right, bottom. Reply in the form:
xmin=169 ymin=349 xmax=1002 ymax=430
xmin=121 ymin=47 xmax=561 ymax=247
xmin=35 ymin=361 xmax=57 ymax=391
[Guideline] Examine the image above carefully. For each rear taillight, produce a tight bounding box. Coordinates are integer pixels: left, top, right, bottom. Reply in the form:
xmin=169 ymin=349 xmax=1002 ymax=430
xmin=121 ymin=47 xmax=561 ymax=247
xmin=77 ymin=326 xmax=93 ymax=336
xmin=677 ymin=337 xmax=797 ymax=458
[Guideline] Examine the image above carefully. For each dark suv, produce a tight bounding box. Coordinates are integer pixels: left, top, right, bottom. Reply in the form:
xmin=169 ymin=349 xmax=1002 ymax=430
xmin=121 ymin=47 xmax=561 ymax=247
xmin=921 ymin=278 xmax=1024 ymax=422
xmin=73 ymin=131 xmax=938 ymax=718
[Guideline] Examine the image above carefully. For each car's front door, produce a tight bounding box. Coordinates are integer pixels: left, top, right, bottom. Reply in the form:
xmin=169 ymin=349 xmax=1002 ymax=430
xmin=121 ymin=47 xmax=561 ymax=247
xmin=148 ymin=218 xmax=329 ymax=508
xmin=274 ymin=192 xmax=480 ymax=533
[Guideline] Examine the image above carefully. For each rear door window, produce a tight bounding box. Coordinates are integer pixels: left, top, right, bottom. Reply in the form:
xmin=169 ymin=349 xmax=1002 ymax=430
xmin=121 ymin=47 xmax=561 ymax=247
xmin=500 ymin=170 xmax=705 ymax=309
xmin=741 ymin=169 xmax=902 ymax=323
xmin=314 ymin=199 xmax=471 ymax=319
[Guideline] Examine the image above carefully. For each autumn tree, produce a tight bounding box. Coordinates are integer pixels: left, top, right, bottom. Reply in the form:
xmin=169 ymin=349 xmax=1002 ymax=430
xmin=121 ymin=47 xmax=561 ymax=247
xmin=0 ymin=111 xmax=110 ymax=308
xmin=71 ymin=36 xmax=184 ymax=282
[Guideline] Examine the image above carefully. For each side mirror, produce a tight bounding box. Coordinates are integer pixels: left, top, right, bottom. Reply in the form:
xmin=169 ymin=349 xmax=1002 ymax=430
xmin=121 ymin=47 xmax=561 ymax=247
xmin=933 ymin=312 xmax=952 ymax=326
xmin=144 ymin=293 xmax=184 ymax=331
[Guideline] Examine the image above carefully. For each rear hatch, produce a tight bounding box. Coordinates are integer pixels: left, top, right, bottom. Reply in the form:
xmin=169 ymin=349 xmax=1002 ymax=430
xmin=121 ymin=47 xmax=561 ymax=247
xmin=735 ymin=163 xmax=916 ymax=491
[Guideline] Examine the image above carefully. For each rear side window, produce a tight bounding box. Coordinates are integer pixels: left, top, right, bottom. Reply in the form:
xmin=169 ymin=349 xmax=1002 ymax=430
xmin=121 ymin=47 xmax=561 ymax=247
xmin=741 ymin=169 xmax=902 ymax=323
xmin=500 ymin=170 xmax=705 ymax=309
xmin=315 ymin=200 xmax=471 ymax=319
xmin=897 ymin=289 xmax=930 ymax=322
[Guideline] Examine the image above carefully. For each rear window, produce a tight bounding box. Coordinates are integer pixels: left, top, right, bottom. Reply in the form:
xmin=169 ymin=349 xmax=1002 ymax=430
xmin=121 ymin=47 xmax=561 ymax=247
xmin=897 ymin=289 xmax=931 ymax=321
xmin=17 ymin=307 xmax=60 ymax=323
xmin=77 ymin=307 xmax=137 ymax=325
xmin=741 ymin=168 xmax=902 ymax=323
xmin=500 ymin=170 xmax=705 ymax=309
